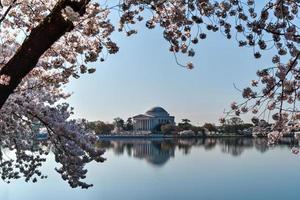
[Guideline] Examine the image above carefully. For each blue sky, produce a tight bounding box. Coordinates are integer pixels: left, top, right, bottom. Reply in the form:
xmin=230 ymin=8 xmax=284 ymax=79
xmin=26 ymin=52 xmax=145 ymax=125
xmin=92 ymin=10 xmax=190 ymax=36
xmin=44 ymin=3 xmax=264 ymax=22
xmin=66 ymin=10 xmax=274 ymax=125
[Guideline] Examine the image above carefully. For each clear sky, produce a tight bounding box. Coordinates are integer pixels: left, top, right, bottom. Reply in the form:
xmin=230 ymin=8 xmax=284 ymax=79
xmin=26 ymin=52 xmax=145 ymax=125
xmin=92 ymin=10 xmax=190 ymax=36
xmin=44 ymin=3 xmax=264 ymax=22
xmin=65 ymin=8 xmax=274 ymax=125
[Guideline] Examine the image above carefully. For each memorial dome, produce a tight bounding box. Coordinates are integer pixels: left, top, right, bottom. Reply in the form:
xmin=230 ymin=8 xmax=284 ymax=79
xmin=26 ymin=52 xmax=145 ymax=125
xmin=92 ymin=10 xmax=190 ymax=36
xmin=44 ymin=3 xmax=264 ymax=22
xmin=146 ymin=107 xmax=169 ymax=117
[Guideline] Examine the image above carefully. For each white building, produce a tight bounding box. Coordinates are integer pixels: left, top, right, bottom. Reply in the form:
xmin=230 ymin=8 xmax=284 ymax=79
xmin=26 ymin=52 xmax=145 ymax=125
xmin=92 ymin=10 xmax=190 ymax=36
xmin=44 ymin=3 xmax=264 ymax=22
xmin=133 ymin=107 xmax=175 ymax=131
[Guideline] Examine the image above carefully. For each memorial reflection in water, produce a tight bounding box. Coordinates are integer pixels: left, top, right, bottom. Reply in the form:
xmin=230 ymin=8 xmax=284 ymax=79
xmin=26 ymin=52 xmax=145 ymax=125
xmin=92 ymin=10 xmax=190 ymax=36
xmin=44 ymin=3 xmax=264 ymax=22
xmin=97 ymin=137 xmax=299 ymax=166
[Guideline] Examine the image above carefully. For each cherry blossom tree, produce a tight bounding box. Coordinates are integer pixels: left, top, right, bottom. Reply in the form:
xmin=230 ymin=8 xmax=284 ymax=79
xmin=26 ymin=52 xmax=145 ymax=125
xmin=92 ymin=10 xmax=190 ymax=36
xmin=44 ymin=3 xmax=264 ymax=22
xmin=0 ymin=0 xmax=113 ymax=189
xmin=0 ymin=0 xmax=299 ymax=188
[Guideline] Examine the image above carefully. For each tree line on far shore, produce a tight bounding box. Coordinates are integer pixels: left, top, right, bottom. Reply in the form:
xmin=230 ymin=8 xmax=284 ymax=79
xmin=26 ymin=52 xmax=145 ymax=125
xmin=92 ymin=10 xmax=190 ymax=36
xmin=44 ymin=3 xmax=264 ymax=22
xmin=87 ymin=117 xmax=255 ymax=135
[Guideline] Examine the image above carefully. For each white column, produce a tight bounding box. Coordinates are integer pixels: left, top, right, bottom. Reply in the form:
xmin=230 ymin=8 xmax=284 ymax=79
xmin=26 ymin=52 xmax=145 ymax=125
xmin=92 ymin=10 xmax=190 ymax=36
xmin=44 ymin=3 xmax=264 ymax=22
xmin=147 ymin=120 xmax=149 ymax=130
xmin=141 ymin=120 xmax=143 ymax=130
xmin=143 ymin=120 xmax=145 ymax=130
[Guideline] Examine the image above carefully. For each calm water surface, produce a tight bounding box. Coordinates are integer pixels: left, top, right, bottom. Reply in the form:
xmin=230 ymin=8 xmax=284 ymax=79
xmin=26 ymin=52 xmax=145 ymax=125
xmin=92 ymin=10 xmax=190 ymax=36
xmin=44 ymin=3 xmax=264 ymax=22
xmin=1 ymin=137 xmax=300 ymax=200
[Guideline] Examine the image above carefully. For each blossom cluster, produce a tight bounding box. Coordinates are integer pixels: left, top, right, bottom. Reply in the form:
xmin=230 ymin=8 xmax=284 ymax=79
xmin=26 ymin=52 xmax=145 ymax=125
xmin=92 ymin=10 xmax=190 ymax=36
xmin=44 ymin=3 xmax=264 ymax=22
xmin=115 ymin=0 xmax=300 ymax=70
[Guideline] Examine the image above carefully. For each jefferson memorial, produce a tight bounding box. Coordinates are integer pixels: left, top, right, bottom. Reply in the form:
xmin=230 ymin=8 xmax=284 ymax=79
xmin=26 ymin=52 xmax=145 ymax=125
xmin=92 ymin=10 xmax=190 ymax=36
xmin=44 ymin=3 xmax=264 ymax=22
xmin=133 ymin=107 xmax=175 ymax=131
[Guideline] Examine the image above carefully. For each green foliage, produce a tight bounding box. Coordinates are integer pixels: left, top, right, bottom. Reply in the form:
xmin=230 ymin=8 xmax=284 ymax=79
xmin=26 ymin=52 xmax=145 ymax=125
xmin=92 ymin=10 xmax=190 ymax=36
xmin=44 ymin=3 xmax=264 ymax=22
xmin=113 ymin=117 xmax=125 ymax=129
xmin=87 ymin=121 xmax=114 ymax=135
xmin=219 ymin=117 xmax=253 ymax=134
xmin=124 ymin=117 xmax=133 ymax=131
xmin=220 ymin=124 xmax=252 ymax=134
xmin=160 ymin=124 xmax=177 ymax=135
xmin=226 ymin=117 xmax=244 ymax=125
xmin=178 ymin=118 xmax=192 ymax=131
xmin=181 ymin=119 xmax=191 ymax=124
xmin=203 ymin=123 xmax=217 ymax=132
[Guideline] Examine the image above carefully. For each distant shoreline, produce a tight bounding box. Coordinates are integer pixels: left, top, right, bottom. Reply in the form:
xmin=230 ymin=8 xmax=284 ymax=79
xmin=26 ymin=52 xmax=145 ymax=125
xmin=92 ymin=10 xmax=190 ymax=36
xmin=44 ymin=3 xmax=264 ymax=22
xmin=98 ymin=134 xmax=254 ymax=139
xmin=97 ymin=133 xmax=298 ymax=139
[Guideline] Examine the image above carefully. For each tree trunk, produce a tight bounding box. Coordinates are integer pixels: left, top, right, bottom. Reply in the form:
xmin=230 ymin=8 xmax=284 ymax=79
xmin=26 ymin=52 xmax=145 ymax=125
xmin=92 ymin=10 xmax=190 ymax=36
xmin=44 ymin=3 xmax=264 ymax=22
xmin=0 ymin=0 xmax=90 ymax=109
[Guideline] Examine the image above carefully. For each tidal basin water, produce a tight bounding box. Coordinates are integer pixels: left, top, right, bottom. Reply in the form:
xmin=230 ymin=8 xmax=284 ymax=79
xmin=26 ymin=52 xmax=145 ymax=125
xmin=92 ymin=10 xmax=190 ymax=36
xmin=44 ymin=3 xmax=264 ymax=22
xmin=1 ymin=137 xmax=300 ymax=200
